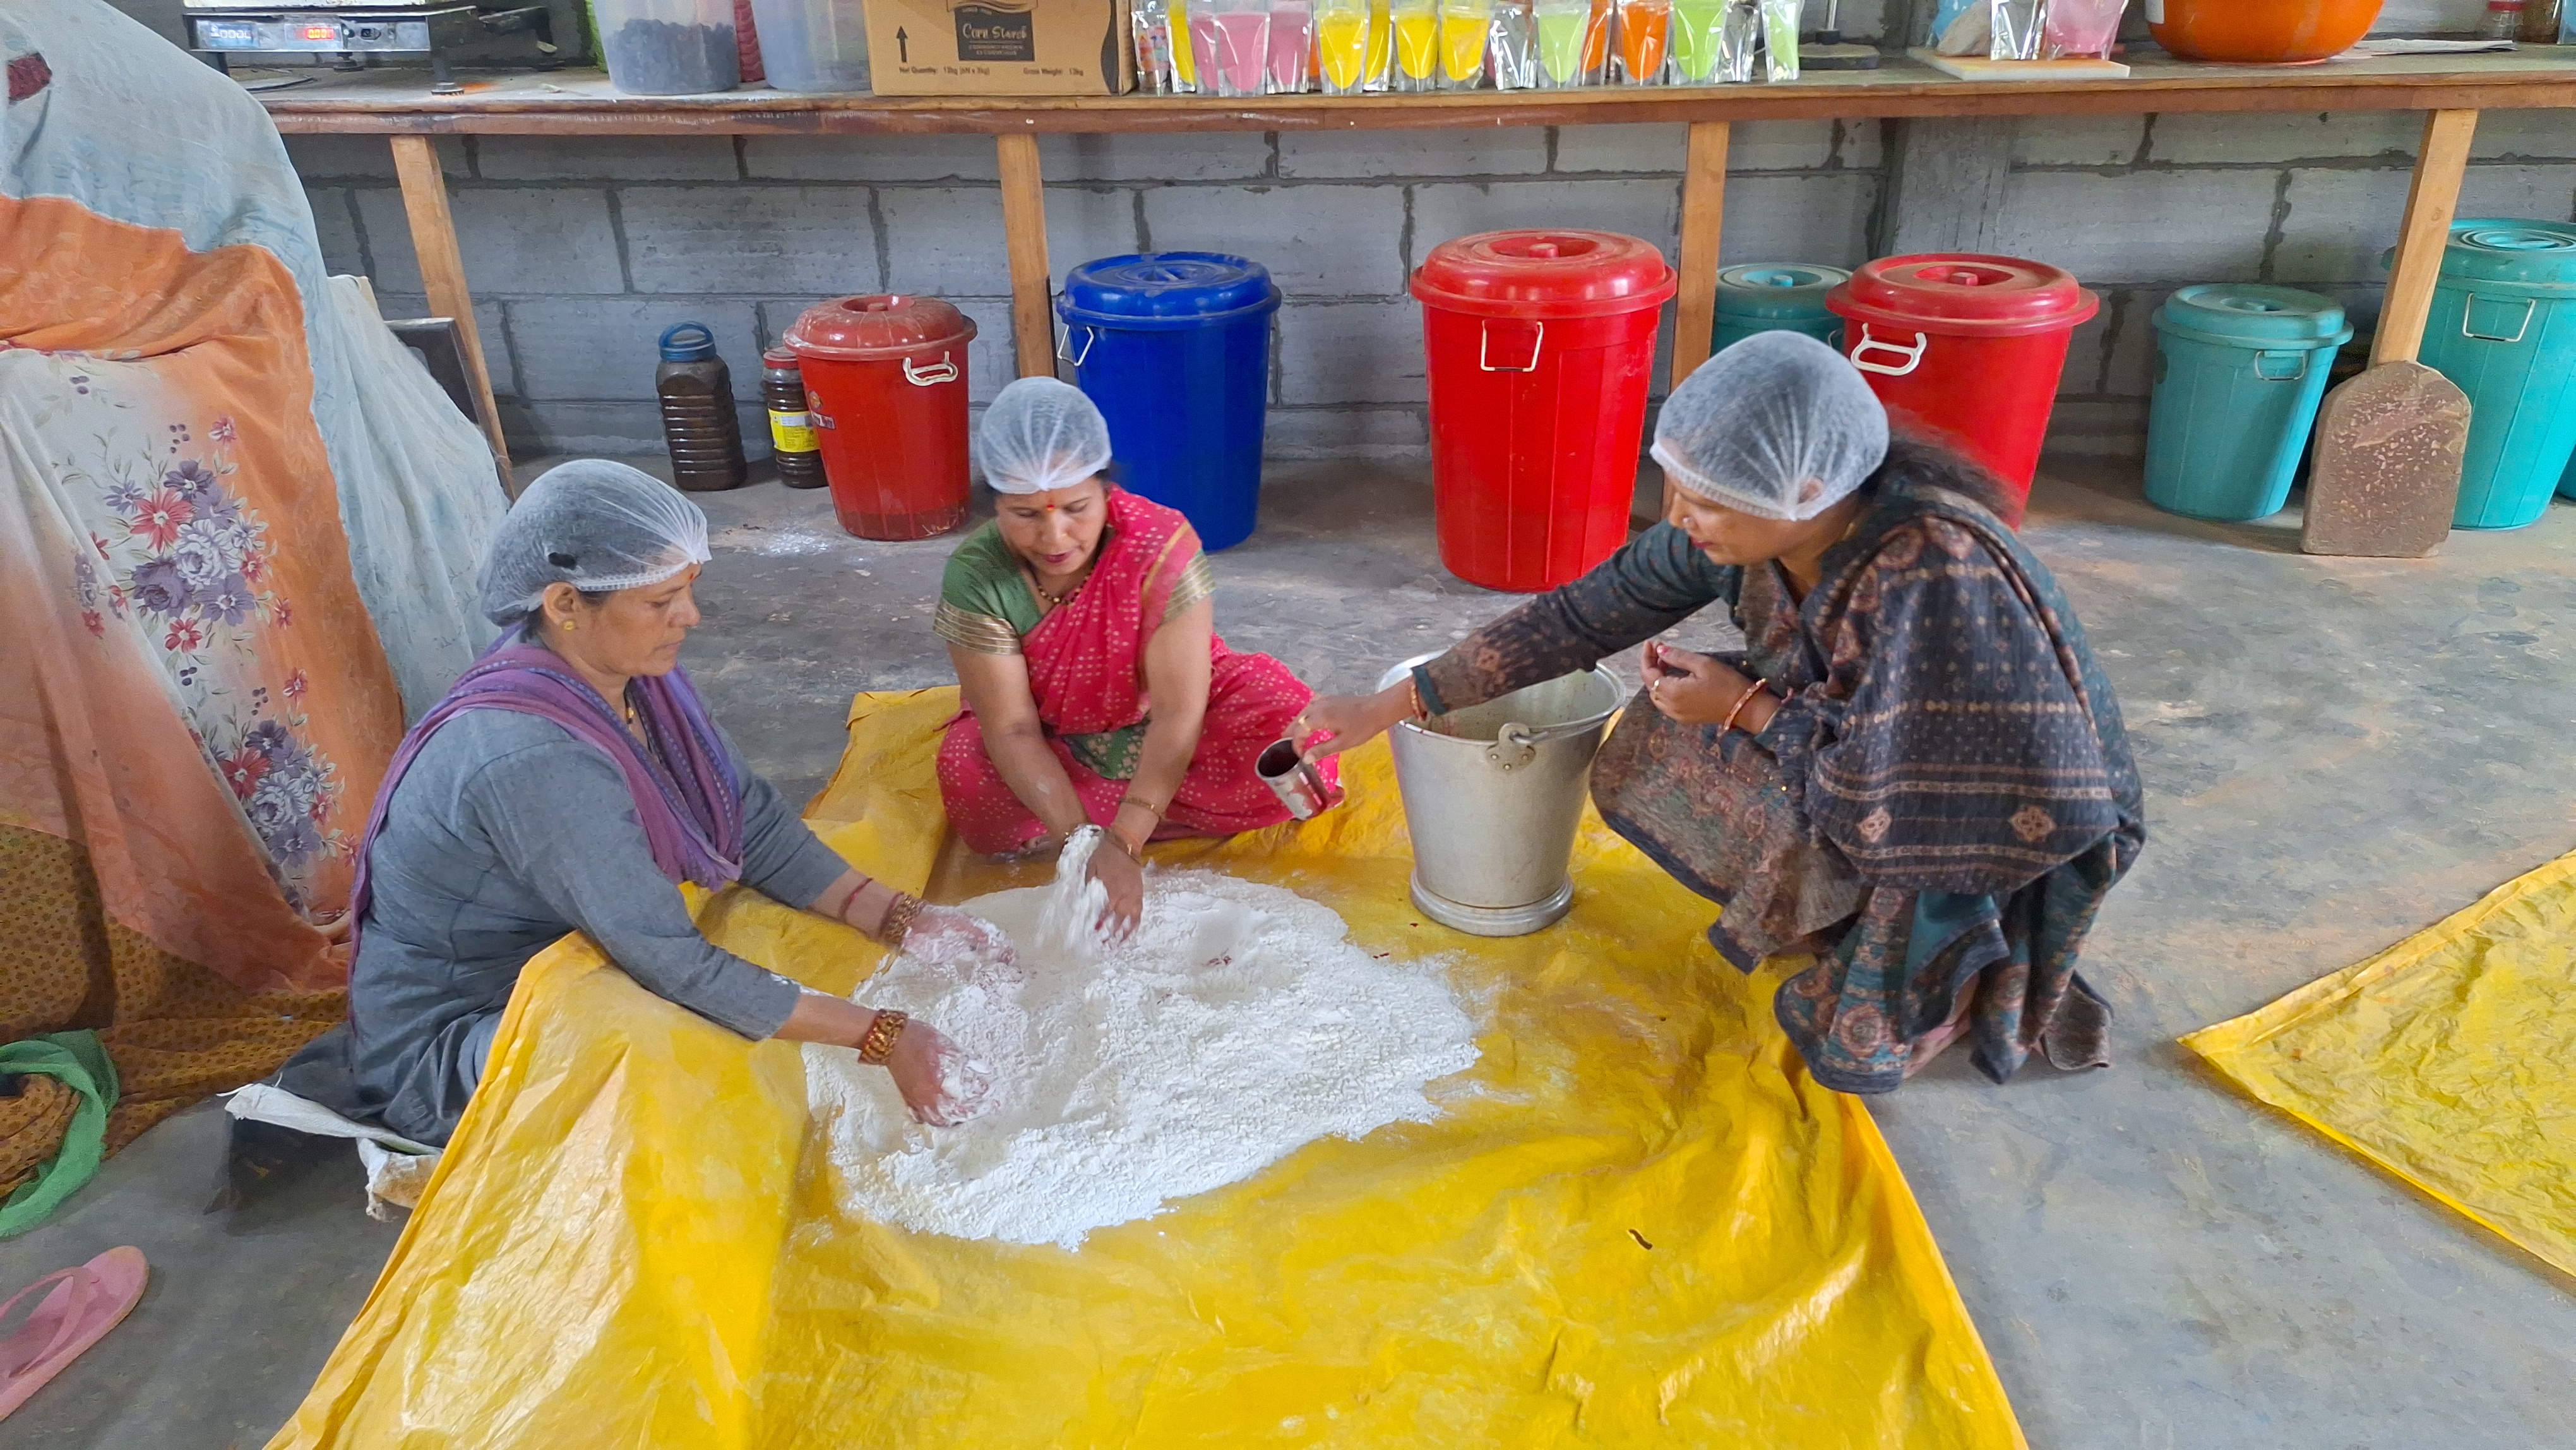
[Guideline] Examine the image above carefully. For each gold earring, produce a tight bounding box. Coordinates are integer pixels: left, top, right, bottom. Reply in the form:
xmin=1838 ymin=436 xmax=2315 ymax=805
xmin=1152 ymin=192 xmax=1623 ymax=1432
xmin=561 ymin=619 xmax=576 ymax=631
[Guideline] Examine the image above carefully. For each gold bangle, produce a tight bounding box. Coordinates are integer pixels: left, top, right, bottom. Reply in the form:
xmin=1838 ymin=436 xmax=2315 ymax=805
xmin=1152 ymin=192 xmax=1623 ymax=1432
xmin=1720 ymin=678 xmax=1769 ymax=734
xmin=1406 ymin=677 xmax=1429 ymax=721
xmin=876 ymin=891 xmax=924 ymax=951
xmin=857 ymin=1009 xmax=908 ymax=1065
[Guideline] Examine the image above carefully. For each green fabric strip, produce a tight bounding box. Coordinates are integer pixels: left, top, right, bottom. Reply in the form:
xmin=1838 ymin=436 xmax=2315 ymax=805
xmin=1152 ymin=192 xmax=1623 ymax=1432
xmin=938 ymin=522 xmax=1044 ymax=641
xmin=0 ymin=1030 xmax=119 ymax=1239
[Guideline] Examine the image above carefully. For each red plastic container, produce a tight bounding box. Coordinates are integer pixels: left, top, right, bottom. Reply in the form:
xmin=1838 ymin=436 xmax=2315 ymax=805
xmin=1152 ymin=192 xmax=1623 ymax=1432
xmin=784 ymin=294 xmax=978 ymax=541
xmin=1825 ymin=254 xmax=2099 ymax=526
xmin=1412 ymin=230 xmax=1677 ymax=593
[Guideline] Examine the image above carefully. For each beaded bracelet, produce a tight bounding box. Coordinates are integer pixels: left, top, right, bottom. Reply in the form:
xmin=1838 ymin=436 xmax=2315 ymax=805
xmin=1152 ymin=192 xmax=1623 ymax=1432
xmin=857 ymin=1009 xmax=909 ymax=1065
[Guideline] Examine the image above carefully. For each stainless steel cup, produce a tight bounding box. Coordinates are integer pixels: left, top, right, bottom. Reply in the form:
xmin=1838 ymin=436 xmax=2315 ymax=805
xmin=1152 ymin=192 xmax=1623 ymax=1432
xmin=1255 ymin=738 xmax=1339 ymax=820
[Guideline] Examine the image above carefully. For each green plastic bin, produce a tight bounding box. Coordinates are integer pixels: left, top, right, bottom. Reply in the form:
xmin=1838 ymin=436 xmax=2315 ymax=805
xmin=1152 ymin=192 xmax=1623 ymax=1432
xmin=2143 ymin=284 xmax=2350 ymax=522
xmin=1713 ymin=263 xmax=1849 ymax=355
xmin=2402 ymin=220 xmax=2576 ymax=530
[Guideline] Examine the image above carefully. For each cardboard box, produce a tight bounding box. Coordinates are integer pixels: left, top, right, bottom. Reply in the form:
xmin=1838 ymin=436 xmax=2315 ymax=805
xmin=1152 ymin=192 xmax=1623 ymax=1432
xmin=864 ymin=0 xmax=1133 ymax=95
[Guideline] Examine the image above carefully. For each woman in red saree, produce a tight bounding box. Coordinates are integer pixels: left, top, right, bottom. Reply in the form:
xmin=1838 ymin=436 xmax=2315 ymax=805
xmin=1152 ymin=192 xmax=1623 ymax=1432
xmin=934 ymin=380 xmax=1333 ymax=925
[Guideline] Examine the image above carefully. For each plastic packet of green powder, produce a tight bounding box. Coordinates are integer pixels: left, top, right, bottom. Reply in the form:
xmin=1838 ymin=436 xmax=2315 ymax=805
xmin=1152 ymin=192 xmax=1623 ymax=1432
xmin=1760 ymin=0 xmax=1796 ymax=80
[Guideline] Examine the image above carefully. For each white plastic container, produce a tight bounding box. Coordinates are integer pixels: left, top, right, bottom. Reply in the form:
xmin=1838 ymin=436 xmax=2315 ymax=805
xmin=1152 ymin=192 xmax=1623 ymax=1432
xmin=748 ymin=0 xmax=872 ymax=92
xmin=595 ymin=0 xmax=741 ymax=95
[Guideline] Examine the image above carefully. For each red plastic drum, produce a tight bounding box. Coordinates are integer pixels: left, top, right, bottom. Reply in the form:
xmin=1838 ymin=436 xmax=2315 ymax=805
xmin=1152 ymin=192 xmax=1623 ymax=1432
xmin=1825 ymin=255 xmax=2099 ymax=526
xmin=1412 ymin=230 xmax=1677 ymax=593
xmin=784 ymin=295 xmax=977 ymax=541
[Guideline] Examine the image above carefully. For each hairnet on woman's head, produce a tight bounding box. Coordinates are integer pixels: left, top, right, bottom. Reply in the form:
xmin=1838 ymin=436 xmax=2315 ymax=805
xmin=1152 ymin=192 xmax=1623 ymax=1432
xmin=477 ymin=460 xmax=712 ymax=626
xmin=1650 ymin=330 xmax=1890 ymax=522
xmin=977 ymin=376 xmax=1113 ymax=495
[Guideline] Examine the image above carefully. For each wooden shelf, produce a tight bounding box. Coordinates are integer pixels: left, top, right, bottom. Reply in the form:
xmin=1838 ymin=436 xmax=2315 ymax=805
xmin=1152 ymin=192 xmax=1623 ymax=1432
xmin=259 ymin=50 xmax=2576 ymax=135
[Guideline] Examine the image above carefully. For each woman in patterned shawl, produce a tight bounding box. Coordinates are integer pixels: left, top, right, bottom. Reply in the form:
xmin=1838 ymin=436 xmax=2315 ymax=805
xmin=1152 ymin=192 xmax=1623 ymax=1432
xmin=1303 ymin=333 xmax=2144 ymax=1094
xmin=936 ymin=380 xmax=1334 ymax=930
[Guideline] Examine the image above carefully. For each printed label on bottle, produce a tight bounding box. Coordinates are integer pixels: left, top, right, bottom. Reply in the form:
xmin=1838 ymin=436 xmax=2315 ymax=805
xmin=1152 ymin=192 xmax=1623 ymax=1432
xmin=768 ymin=411 xmax=819 ymax=452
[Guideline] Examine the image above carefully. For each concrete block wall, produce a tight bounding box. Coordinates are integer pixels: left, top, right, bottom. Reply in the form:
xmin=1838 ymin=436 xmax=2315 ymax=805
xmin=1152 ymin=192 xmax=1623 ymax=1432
xmin=279 ymin=0 xmax=2560 ymax=469
xmin=287 ymin=123 xmax=1883 ymax=462
xmin=2020 ymin=109 xmax=2576 ymax=457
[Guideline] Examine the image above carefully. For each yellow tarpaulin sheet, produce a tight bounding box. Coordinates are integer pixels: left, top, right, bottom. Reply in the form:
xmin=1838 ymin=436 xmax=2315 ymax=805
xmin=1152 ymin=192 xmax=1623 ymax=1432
xmin=2185 ymin=849 xmax=2576 ymax=1283
xmin=270 ymin=688 xmax=2024 ymax=1448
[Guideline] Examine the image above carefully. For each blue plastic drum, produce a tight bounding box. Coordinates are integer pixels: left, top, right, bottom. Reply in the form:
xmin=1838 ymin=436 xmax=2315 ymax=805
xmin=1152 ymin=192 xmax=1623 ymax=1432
xmin=1056 ymin=253 xmax=1282 ymax=550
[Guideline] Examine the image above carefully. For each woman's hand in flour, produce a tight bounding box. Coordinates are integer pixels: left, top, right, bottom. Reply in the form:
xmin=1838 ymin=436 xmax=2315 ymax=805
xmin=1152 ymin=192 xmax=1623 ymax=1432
xmin=885 ymin=1020 xmax=986 ymax=1127
xmin=1088 ymin=839 xmax=1145 ymax=939
xmin=903 ymin=905 xmax=1017 ymax=966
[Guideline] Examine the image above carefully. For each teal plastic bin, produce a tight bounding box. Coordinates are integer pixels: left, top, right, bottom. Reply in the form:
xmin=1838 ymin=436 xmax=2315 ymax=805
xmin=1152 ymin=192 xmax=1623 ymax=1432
xmin=2404 ymin=219 xmax=2576 ymax=529
xmin=2143 ymin=284 xmax=2351 ymax=522
xmin=1714 ymin=263 xmax=1849 ymax=354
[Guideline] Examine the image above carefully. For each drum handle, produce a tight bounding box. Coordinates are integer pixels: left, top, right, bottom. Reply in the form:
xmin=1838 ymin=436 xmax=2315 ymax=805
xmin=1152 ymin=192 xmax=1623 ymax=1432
xmin=1479 ymin=320 xmax=1546 ymax=373
xmin=1848 ymin=324 xmax=1929 ymax=377
xmin=903 ymin=353 xmax=961 ymax=386
xmin=2252 ymin=349 xmax=2312 ymax=382
xmin=1056 ymin=327 xmax=1098 ymax=368
xmin=2461 ymin=293 xmax=2536 ymax=345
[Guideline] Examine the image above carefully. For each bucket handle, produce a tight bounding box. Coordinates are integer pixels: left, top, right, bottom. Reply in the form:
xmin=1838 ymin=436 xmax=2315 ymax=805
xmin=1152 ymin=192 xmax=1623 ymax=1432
xmin=2252 ymin=349 xmax=2311 ymax=382
xmin=1848 ymin=325 xmax=1928 ymax=377
xmin=1484 ymin=722 xmax=1539 ymax=772
xmin=903 ymin=352 xmax=960 ymax=386
xmin=1056 ymin=326 xmax=1097 ymax=369
xmin=1479 ymin=320 xmax=1546 ymax=373
xmin=2461 ymin=293 xmax=2537 ymax=345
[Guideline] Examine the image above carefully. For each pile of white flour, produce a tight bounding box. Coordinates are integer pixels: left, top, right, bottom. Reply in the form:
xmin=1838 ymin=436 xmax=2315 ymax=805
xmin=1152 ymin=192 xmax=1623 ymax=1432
xmin=804 ymin=835 xmax=1480 ymax=1250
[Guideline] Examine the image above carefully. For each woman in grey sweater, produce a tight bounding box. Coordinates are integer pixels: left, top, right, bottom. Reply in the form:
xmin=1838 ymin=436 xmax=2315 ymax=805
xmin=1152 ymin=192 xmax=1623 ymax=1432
xmin=286 ymin=461 xmax=999 ymax=1146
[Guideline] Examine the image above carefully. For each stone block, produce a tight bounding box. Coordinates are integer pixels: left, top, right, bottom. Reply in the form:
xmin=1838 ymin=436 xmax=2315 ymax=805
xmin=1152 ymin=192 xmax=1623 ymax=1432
xmin=1042 ymin=132 xmax=1273 ymax=183
xmin=475 ymin=136 xmax=740 ymax=181
xmin=742 ymin=134 xmax=1003 ymax=182
xmin=1554 ymin=120 xmax=1861 ymax=176
xmin=1143 ymin=183 xmax=1408 ymax=294
xmin=282 ymin=135 xmax=443 ymax=181
xmin=1046 ymin=185 xmax=1145 ymax=278
xmin=1279 ymin=129 xmax=1547 ymax=179
xmin=1262 ymin=405 xmax=1429 ymax=460
xmin=2273 ymin=168 xmax=2407 ymax=285
xmin=1552 ymin=123 xmax=1687 ymax=175
xmin=1413 ymin=177 xmax=1678 ymax=270
xmin=2043 ymin=398 xmax=2149 ymax=459
xmin=304 ymin=187 xmax=367 ymax=277
xmin=1718 ymin=172 xmax=1876 ymax=268
xmin=2094 ymin=287 xmax=2173 ymax=401
xmin=620 ymin=185 xmax=878 ymax=296
xmin=948 ymin=296 xmax=1020 ymax=403
xmin=504 ymin=297 xmax=762 ymax=402
xmin=2474 ymin=110 xmax=2576 ymax=162
xmin=507 ymin=399 xmax=674 ymax=457
xmin=1993 ymin=168 xmax=2277 ymax=287
xmin=370 ymin=292 xmax=521 ymax=400
xmin=878 ymin=187 xmax=1013 ymax=297
xmin=2014 ymin=115 xmax=2144 ymax=169
xmin=2147 ymin=111 xmax=2419 ymax=166
xmin=355 ymin=185 xmax=625 ymax=296
xmin=2457 ymin=163 xmax=2576 ymax=224
xmin=1277 ymin=301 xmax=1425 ymax=406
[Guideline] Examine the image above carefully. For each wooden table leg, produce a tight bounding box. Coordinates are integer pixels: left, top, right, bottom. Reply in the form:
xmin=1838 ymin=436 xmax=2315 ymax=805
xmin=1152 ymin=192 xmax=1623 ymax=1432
xmin=2374 ymin=109 xmax=2480 ymax=366
xmin=1647 ymin=119 xmax=1731 ymax=525
xmin=997 ymin=134 xmax=1057 ymax=380
xmin=388 ymin=135 xmax=510 ymax=468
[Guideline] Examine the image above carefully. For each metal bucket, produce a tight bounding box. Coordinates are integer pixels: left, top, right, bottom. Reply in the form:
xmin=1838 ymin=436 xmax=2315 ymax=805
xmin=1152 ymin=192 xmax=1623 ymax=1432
xmin=1378 ymin=653 xmax=1623 ymax=937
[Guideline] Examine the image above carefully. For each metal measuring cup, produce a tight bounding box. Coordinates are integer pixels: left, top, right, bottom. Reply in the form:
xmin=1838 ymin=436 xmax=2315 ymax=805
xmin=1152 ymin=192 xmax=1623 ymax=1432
xmin=1255 ymin=737 xmax=1342 ymax=820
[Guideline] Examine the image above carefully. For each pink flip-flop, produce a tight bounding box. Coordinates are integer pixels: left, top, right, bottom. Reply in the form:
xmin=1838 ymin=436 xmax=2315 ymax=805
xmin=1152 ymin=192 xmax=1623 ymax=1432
xmin=0 ymin=1247 xmax=148 ymax=1421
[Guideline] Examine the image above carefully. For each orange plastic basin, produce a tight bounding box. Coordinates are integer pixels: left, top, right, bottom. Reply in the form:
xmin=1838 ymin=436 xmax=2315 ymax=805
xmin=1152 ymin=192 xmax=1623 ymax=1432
xmin=2148 ymin=0 xmax=2383 ymax=64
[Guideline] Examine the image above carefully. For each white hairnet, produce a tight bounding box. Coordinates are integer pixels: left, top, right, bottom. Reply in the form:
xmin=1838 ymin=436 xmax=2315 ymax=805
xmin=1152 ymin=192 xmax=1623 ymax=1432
xmin=977 ymin=376 xmax=1112 ymax=494
xmin=477 ymin=460 xmax=712 ymax=625
xmin=1649 ymin=330 xmax=1890 ymax=522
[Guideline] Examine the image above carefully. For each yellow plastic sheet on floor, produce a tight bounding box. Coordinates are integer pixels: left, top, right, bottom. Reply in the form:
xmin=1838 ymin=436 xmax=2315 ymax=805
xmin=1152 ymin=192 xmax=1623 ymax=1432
xmin=2186 ymin=851 xmax=2576 ymax=1283
xmin=270 ymin=688 xmax=2023 ymax=1448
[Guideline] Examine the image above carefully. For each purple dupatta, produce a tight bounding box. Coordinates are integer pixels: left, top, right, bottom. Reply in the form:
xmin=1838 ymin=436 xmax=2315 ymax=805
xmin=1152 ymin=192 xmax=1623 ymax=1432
xmin=347 ymin=635 xmax=746 ymax=938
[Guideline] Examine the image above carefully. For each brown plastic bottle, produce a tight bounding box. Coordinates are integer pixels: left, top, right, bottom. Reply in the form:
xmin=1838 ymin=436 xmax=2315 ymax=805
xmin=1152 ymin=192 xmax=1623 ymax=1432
xmin=761 ymin=347 xmax=827 ymax=489
xmin=655 ymin=321 xmax=746 ymax=492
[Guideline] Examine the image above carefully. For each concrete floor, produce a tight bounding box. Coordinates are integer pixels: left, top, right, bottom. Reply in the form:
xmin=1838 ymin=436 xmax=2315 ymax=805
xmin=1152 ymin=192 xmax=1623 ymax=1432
xmin=6 ymin=456 xmax=2575 ymax=1446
